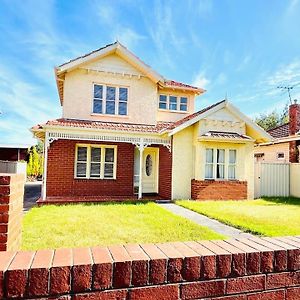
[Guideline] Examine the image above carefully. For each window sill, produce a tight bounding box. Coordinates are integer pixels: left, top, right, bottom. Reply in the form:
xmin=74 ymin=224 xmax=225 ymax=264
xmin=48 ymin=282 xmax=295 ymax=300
xmin=74 ymin=177 xmax=116 ymax=180
xmin=204 ymin=178 xmax=238 ymax=181
xmin=91 ymin=113 xmax=129 ymax=118
xmin=158 ymin=109 xmax=189 ymax=114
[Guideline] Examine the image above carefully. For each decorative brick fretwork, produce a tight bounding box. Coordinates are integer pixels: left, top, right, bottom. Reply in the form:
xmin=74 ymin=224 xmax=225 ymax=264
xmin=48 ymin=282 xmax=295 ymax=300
xmin=191 ymin=179 xmax=247 ymax=200
xmin=1 ymin=236 xmax=300 ymax=299
xmin=0 ymin=173 xmax=24 ymax=251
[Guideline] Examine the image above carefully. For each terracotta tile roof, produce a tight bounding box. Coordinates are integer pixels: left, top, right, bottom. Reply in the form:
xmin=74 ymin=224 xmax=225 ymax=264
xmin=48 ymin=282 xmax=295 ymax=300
xmin=163 ymin=80 xmax=203 ymax=91
xmin=201 ymin=131 xmax=251 ymax=140
xmin=32 ymin=118 xmax=173 ymax=134
xmin=267 ymin=123 xmax=289 ymax=139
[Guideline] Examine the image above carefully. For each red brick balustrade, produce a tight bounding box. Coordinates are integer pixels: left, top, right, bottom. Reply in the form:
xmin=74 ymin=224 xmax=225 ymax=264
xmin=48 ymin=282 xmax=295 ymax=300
xmin=0 ymin=174 xmax=24 ymax=252
xmin=0 ymin=237 xmax=300 ymax=299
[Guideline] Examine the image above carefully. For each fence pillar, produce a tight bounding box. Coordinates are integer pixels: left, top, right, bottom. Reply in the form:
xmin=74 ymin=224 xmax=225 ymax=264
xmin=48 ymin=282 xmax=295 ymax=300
xmin=0 ymin=173 xmax=24 ymax=251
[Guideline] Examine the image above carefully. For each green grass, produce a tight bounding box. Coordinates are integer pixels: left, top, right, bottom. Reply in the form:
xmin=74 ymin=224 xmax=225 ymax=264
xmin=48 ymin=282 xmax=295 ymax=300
xmin=22 ymin=202 xmax=224 ymax=250
xmin=176 ymin=197 xmax=300 ymax=237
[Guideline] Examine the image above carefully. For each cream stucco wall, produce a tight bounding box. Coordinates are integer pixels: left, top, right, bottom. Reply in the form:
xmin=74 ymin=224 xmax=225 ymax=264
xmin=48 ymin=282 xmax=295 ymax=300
xmin=254 ymin=142 xmax=290 ymax=163
xmin=62 ymin=53 xmax=195 ymax=125
xmin=290 ymin=163 xmax=300 ymax=197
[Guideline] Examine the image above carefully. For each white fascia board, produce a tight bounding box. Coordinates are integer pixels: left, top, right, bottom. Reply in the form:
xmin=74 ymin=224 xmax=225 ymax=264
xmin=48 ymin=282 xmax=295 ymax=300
xmin=198 ymin=137 xmax=255 ymax=143
xmin=168 ymin=101 xmax=226 ymax=136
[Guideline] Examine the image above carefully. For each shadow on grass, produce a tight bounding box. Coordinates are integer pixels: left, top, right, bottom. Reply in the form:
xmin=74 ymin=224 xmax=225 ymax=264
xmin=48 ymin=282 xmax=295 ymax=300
xmin=261 ymin=197 xmax=300 ymax=206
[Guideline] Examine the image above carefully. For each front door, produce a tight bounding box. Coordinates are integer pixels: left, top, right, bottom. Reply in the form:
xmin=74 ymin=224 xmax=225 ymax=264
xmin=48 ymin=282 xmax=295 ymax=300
xmin=142 ymin=147 xmax=159 ymax=193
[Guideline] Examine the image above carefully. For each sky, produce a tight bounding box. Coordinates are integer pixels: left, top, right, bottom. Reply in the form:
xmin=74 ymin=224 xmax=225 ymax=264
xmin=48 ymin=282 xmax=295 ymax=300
xmin=0 ymin=0 xmax=300 ymax=145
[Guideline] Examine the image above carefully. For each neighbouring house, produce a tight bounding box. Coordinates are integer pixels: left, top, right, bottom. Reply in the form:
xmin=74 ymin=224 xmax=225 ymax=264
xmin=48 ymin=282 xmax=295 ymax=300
xmin=0 ymin=144 xmax=29 ymax=161
xmin=31 ymin=42 xmax=271 ymax=202
xmin=254 ymin=101 xmax=300 ymax=163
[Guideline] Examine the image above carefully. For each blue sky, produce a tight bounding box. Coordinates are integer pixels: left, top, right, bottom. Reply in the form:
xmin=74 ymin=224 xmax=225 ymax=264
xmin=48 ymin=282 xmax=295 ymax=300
xmin=1 ymin=0 xmax=300 ymax=144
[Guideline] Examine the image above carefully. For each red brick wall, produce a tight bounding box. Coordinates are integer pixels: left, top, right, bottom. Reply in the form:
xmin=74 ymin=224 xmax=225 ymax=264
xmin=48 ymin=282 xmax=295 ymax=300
xmin=158 ymin=145 xmax=172 ymax=199
xmin=191 ymin=179 xmax=248 ymax=200
xmin=0 ymin=173 xmax=24 ymax=251
xmin=46 ymin=140 xmax=135 ymax=197
xmin=1 ymin=236 xmax=300 ymax=299
xmin=289 ymin=103 xmax=300 ymax=135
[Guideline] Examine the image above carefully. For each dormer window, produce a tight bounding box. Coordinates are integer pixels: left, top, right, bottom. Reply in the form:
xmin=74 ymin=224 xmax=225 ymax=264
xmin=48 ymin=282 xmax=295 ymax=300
xmin=93 ymin=84 xmax=128 ymax=116
xmin=159 ymin=94 xmax=188 ymax=112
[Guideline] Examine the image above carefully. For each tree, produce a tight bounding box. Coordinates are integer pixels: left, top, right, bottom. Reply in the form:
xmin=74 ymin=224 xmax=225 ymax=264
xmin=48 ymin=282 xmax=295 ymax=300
xmin=27 ymin=146 xmax=43 ymax=178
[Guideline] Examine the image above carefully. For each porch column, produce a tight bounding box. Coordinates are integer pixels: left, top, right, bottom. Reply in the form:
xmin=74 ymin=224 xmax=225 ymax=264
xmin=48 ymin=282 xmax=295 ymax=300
xmin=138 ymin=138 xmax=144 ymax=199
xmin=42 ymin=132 xmax=49 ymax=201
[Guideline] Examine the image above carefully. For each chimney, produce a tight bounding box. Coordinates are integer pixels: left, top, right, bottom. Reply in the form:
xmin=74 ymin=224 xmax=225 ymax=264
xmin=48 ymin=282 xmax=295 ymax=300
xmin=289 ymin=100 xmax=300 ymax=135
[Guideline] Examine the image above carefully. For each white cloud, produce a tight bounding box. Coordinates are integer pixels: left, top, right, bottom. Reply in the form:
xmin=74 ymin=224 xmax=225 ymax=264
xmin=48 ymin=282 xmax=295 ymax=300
xmin=192 ymin=71 xmax=210 ymax=88
xmin=114 ymin=28 xmax=146 ymax=49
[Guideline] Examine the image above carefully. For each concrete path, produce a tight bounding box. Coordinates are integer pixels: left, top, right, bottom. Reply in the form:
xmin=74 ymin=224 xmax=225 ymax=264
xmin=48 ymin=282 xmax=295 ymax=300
xmin=23 ymin=181 xmax=42 ymax=212
xmin=158 ymin=203 xmax=253 ymax=239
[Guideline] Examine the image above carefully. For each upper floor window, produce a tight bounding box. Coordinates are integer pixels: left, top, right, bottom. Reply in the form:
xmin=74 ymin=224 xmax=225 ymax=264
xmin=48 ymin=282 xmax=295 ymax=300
xmin=93 ymin=84 xmax=128 ymax=116
xmin=205 ymin=148 xmax=237 ymax=180
xmin=159 ymin=94 xmax=188 ymax=112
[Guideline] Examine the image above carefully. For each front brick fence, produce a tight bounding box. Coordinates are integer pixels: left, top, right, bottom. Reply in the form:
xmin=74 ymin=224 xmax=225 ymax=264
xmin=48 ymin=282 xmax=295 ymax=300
xmin=0 ymin=174 xmax=24 ymax=251
xmin=0 ymin=236 xmax=299 ymax=299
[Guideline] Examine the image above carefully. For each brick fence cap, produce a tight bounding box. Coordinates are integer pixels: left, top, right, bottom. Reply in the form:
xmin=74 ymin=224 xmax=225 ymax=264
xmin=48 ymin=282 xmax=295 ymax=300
xmin=52 ymin=248 xmax=73 ymax=267
xmin=91 ymin=246 xmax=113 ymax=264
xmin=263 ymin=237 xmax=297 ymax=250
xmin=277 ymin=236 xmax=300 ymax=248
xmin=184 ymin=241 xmax=215 ymax=256
xmin=170 ymin=241 xmax=199 ymax=258
xmin=225 ymin=239 xmax=260 ymax=254
xmin=108 ymin=245 xmax=131 ymax=262
xmin=248 ymin=237 xmax=285 ymax=251
xmin=8 ymin=251 xmax=35 ymax=270
xmin=0 ymin=251 xmax=16 ymax=271
xmin=140 ymin=243 xmax=167 ymax=260
xmin=156 ymin=243 xmax=183 ymax=259
xmin=198 ymin=240 xmax=231 ymax=255
xmin=73 ymin=248 xmax=92 ymax=266
xmin=31 ymin=249 xmax=54 ymax=269
xmin=124 ymin=244 xmax=149 ymax=261
xmin=237 ymin=238 xmax=272 ymax=252
xmin=211 ymin=240 xmax=244 ymax=254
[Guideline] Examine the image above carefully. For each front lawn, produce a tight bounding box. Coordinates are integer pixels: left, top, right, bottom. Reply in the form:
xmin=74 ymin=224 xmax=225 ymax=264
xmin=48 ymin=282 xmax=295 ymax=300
xmin=177 ymin=198 xmax=300 ymax=236
xmin=22 ymin=202 xmax=224 ymax=250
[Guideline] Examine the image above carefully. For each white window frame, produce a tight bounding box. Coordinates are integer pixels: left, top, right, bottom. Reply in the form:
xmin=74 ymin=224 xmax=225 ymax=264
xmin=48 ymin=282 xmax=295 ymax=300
xmin=158 ymin=94 xmax=189 ymax=112
xmin=75 ymin=144 xmax=117 ymax=179
xmin=277 ymin=152 xmax=285 ymax=160
xmin=204 ymin=148 xmax=238 ymax=180
xmin=92 ymin=83 xmax=129 ymax=116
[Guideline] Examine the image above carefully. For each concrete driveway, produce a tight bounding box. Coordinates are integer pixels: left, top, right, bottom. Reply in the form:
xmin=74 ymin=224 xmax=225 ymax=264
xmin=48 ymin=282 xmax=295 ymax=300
xmin=23 ymin=181 xmax=42 ymax=212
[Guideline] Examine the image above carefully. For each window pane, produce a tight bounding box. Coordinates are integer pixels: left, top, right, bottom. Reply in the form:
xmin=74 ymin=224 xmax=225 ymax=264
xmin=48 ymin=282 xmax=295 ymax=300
xmin=91 ymin=147 xmax=101 ymax=162
xmin=76 ymin=162 xmax=87 ymax=177
xmin=118 ymin=102 xmax=127 ymax=115
xmin=106 ymin=86 xmax=116 ymax=100
xmin=159 ymin=102 xmax=167 ymax=109
xmin=106 ymin=101 xmax=115 ymax=114
xmin=206 ymin=149 xmax=213 ymax=163
xmin=169 ymin=96 xmax=177 ymax=110
xmin=90 ymin=163 xmax=101 ymax=177
xmin=180 ymin=104 xmax=187 ymax=111
xmin=77 ymin=147 xmax=87 ymax=161
xmin=217 ymin=149 xmax=225 ymax=163
xmin=217 ymin=164 xmax=225 ymax=179
xmin=180 ymin=97 xmax=187 ymax=104
xmin=229 ymin=150 xmax=236 ymax=164
xmin=93 ymin=99 xmax=102 ymax=114
xmin=105 ymin=148 xmax=114 ymax=162
xmin=94 ymin=85 xmax=103 ymax=98
xmin=228 ymin=165 xmax=236 ymax=179
xmin=104 ymin=163 xmax=114 ymax=178
xmin=205 ymin=164 xmax=213 ymax=179
xmin=119 ymin=87 xmax=128 ymax=101
xmin=159 ymin=95 xmax=167 ymax=102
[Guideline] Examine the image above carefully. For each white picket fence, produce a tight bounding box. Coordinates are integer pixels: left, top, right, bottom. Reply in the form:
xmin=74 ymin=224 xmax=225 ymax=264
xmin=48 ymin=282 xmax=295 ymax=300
xmin=254 ymin=162 xmax=300 ymax=198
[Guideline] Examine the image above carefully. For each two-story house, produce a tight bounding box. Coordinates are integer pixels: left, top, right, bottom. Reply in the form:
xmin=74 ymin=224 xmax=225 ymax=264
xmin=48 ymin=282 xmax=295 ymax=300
xmin=32 ymin=42 xmax=271 ymax=203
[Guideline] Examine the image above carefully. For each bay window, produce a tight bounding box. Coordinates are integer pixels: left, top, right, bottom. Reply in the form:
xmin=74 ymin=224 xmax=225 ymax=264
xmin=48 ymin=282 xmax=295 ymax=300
xmin=75 ymin=145 xmax=117 ymax=179
xmin=205 ymin=148 xmax=237 ymax=180
xmin=93 ymin=84 xmax=128 ymax=116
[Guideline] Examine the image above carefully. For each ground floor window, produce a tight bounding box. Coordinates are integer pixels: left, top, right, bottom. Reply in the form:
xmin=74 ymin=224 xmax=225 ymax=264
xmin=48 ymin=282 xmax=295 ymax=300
xmin=205 ymin=148 xmax=237 ymax=180
xmin=75 ymin=144 xmax=117 ymax=179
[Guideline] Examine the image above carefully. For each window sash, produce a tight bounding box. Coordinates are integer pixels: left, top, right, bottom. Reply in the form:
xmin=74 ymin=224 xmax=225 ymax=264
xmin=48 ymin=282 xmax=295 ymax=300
xmin=159 ymin=94 xmax=188 ymax=111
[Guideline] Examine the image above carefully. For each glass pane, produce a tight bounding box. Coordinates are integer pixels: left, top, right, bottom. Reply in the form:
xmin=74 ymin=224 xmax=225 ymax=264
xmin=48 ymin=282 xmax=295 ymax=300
xmin=217 ymin=149 xmax=225 ymax=163
xmin=105 ymin=148 xmax=114 ymax=162
xmin=119 ymin=87 xmax=128 ymax=101
xmin=94 ymin=85 xmax=103 ymax=98
xmin=104 ymin=163 xmax=114 ymax=178
xmin=76 ymin=162 xmax=87 ymax=177
xmin=180 ymin=97 xmax=188 ymax=104
xmin=180 ymin=104 xmax=187 ymax=111
xmin=217 ymin=164 xmax=224 ymax=179
xmin=106 ymin=101 xmax=115 ymax=114
xmin=228 ymin=165 xmax=236 ymax=179
xmin=206 ymin=149 xmax=213 ymax=163
xmin=77 ymin=147 xmax=87 ymax=161
xmin=118 ymin=102 xmax=127 ymax=115
xmin=90 ymin=163 xmax=101 ymax=177
xmin=169 ymin=96 xmax=177 ymax=110
xmin=91 ymin=148 xmax=101 ymax=162
xmin=159 ymin=102 xmax=167 ymax=109
xmin=145 ymin=154 xmax=153 ymax=176
xmin=159 ymin=95 xmax=167 ymax=102
xmin=205 ymin=164 xmax=213 ymax=179
xmin=93 ymin=99 xmax=102 ymax=113
xmin=106 ymin=86 xmax=116 ymax=100
xmin=229 ymin=150 xmax=236 ymax=164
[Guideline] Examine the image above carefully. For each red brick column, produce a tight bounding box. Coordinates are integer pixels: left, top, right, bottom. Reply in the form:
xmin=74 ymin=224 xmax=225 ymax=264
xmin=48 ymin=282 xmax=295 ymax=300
xmin=0 ymin=174 xmax=24 ymax=251
xmin=0 ymin=236 xmax=300 ymax=299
